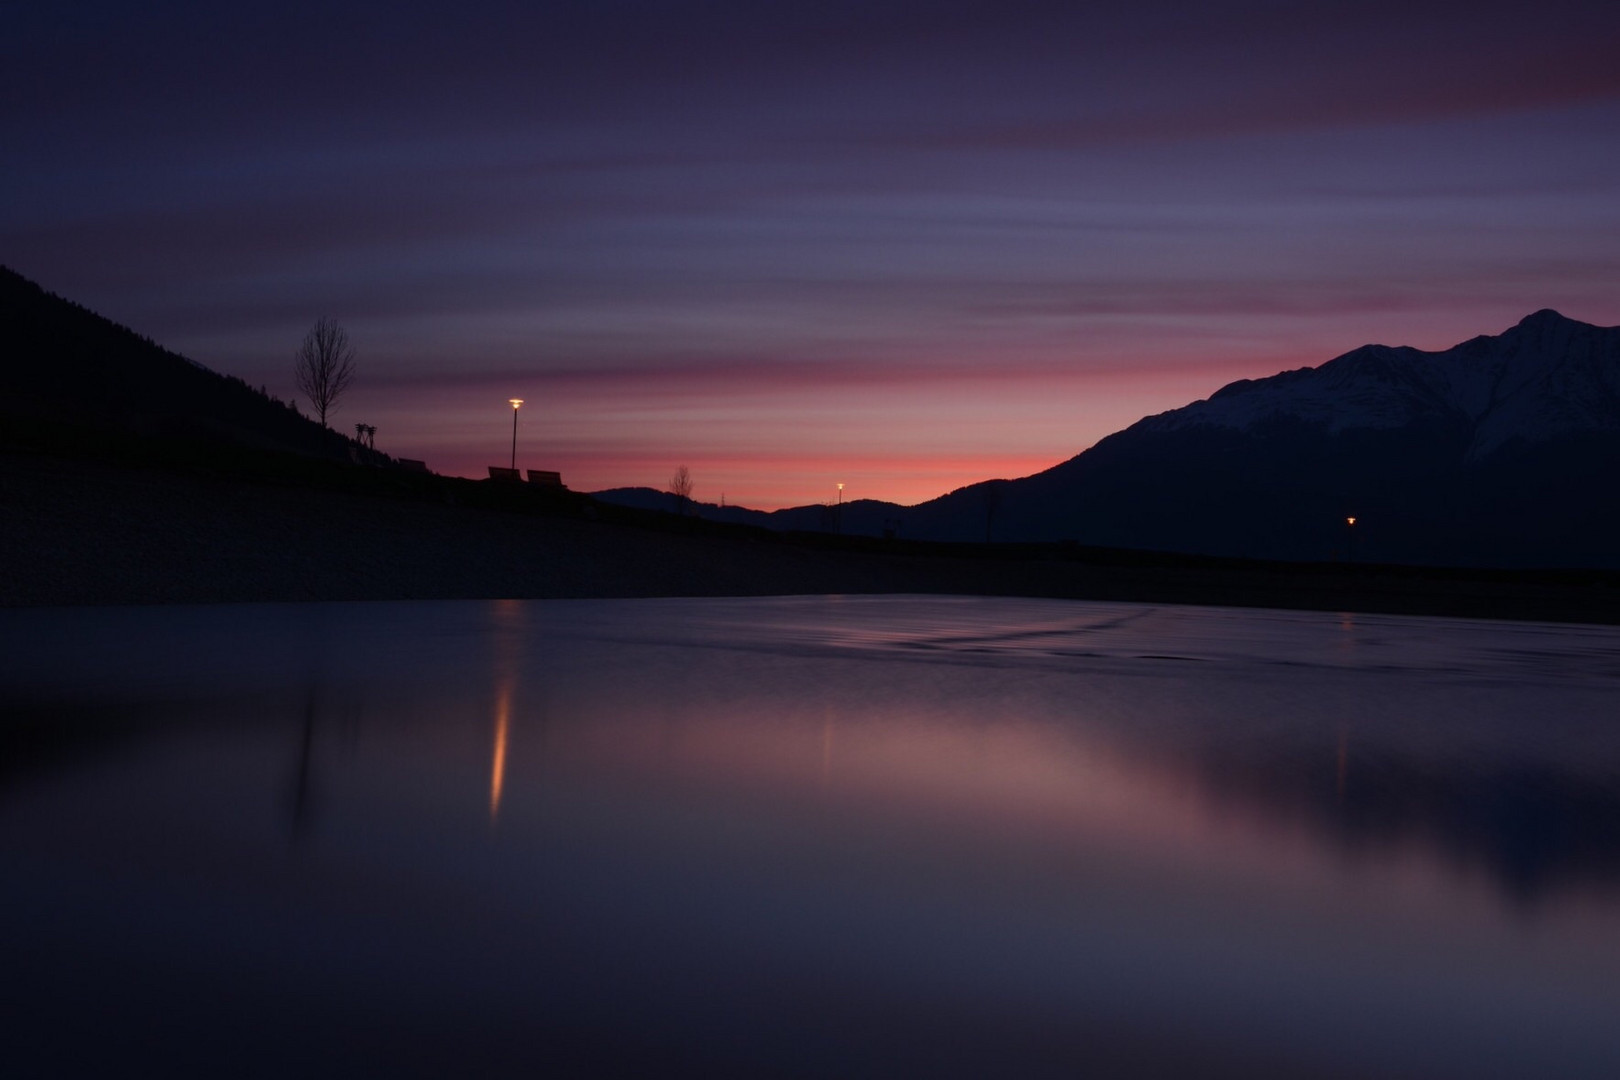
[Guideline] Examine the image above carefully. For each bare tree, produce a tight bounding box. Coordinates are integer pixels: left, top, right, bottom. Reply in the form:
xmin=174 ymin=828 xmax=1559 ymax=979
xmin=294 ymin=317 xmax=357 ymax=427
xmin=668 ymin=464 xmax=693 ymax=515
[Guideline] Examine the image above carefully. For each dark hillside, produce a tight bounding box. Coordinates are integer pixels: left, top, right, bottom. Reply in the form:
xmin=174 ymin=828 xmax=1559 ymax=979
xmin=0 ymin=266 xmax=371 ymax=463
xmin=10 ymin=450 xmax=1620 ymax=624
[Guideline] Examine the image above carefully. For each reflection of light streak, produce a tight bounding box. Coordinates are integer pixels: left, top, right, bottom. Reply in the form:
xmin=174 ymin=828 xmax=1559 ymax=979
xmin=491 ymin=683 xmax=511 ymax=824
xmin=489 ymin=598 xmax=524 ymax=828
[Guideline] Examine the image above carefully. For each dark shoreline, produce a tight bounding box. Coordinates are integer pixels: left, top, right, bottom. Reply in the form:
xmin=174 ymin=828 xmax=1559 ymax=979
xmin=6 ymin=450 xmax=1620 ymax=625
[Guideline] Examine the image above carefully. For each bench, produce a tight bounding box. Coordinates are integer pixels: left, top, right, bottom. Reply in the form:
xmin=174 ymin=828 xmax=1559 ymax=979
xmin=526 ymin=470 xmax=564 ymax=487
xmin=397 ymin=458 xmax=429 ymax=473
xmin=487 ymin=466 xmax=522 ymax=481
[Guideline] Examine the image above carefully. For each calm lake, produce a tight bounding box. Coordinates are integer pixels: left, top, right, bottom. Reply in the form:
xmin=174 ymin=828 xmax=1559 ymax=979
xmin=4 ymin=596 xmax=1619 ymax=1077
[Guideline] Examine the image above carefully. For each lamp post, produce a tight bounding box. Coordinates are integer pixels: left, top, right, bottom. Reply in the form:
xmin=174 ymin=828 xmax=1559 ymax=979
xmin=508 ymin=399 xmax=523 ymax=470
xmin=836 ymin=483 xmax=844 ymax=535
xmin=1345 ymin=516 xmax=1357 ymax=562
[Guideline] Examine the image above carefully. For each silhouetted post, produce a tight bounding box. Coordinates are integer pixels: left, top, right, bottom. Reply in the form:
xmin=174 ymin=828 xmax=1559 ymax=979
xmin=509 ymin=398 xmax=523 ymax=469
xmin=1345 ymin=516 xmax=1357 ymax=562
xmin=836 ymin=483 xmax=844 ymax=535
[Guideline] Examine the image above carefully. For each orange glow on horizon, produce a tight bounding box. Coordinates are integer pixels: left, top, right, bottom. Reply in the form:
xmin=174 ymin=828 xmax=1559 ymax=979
xmin=358 ymin=359 xmax=1251 ymax=510
xmin=404 ymin=450 xmax=1068 ymax=510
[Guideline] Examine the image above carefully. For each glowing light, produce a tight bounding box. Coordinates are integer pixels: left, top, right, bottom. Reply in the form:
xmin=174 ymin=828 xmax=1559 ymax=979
xmin=507 ymin=400 xmax=525 ymax=469
xmin=1346 ymin=516 xmax=1357 ymax=526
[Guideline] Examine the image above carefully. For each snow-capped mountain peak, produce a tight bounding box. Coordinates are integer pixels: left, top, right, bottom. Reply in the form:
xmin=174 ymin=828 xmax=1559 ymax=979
xmin=1139 ymin=310 xmax=1620 ymax=459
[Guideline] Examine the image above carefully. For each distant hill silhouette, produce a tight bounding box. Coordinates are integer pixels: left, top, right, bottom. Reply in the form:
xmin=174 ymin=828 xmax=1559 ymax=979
xmin=0 ymin=266 xmax=374 ymax=463
xmin=589 ymin=487 xmax=906 ymax=535
xmin=598 ymin=311 xmax=1620 ymax=568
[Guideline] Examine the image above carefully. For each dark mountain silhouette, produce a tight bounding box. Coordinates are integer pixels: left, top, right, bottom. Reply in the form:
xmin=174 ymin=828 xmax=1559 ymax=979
xmin=599 ymin=311 xmax=1620 ymax=568
xmin=916 ymin=309 xmax=1620 ymax=567
xmin=589 ymin=487 xmax=907 ymax=535
xmin=0 ymin=266 xmax=375 ymax=463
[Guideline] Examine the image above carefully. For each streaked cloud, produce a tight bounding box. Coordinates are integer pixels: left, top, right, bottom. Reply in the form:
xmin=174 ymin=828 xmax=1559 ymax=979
xmin=5 ymin=1 xmax=1620 ymax=505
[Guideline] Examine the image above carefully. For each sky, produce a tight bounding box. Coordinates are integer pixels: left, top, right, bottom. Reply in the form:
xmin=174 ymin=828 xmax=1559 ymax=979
xmin=6 ymin=0 xmax=1620 ymax=508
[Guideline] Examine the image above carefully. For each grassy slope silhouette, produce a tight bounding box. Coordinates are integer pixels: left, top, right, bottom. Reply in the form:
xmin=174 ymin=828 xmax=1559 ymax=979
xmin=0 ymin=266 xmax=370 ymax=466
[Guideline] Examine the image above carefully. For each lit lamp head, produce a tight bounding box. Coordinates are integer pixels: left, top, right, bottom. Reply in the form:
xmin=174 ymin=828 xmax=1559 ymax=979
xmin=1346 ymin=516 xmax=1357 ymax=526
xmin=509 ymin=398 xmax=524 ymax=410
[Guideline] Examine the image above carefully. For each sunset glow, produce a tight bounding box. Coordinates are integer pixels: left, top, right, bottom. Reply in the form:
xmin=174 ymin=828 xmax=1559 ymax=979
xmin=6 ymin=2 xmax=1620 ymax=507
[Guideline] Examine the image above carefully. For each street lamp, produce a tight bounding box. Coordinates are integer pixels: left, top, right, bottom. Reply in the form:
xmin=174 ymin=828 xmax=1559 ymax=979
xmin=508 ymin=399 xmax=523 ymax=470
xmin=1345 ymin=516 xmax=1357 ymax=562
xmin=836 ymin=483 xmax=844 ymax=535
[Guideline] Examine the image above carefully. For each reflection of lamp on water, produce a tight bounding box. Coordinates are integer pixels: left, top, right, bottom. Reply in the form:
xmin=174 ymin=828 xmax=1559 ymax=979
xmin=508 ymin=398 xmax=524 ymax=470
xmin=491 ymin=679 xmax=511 ymax=824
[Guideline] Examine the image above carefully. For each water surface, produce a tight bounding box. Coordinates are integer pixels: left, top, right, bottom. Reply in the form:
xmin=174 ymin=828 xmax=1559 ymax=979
xmin=4 ymin=596 xmax=1619 ymax=1077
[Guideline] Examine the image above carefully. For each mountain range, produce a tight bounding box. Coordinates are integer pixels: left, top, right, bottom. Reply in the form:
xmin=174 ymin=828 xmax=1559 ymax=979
xmin=7 ymin=263 xmax=1617 ymax=569
xmin=597 ymin=310 xmax=1620 ymax=568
